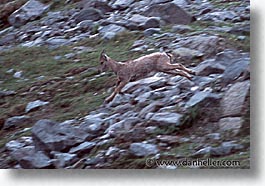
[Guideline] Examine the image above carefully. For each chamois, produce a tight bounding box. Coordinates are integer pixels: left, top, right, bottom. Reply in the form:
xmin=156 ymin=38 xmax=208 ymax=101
xmin=99 ymin=50 xmax=195 ymax=103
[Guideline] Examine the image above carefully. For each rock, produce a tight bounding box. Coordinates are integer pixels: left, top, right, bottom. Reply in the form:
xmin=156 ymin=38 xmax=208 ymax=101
xmin=157 ymin=135 xmax=180 ymax=144
xmin=122 ymin=76 xmax=166 ymax=93
xmin=177 ymin=34 xmax=221 ymax=57
xmin=45 ymin=37 xmax=69 ymax=47
xmin=210 ymin=141 xmax=244 ymax=156
xmin=5 ymin=140 xmax=25 ymax=152
xmin=114 ymin=103 xmax=134 ymax=114
xmin=221 ymin=58 xmax=250 ymax=86
xmin=82 ymin=0 xmax=113 ymax=14
xmin=139 ymin=101 xmax=164 ymax=118
xmin=52 ymin=152 xmax=78 ymax=168
xmin=0 ymin=33 xmax=16 ymax=46
xmin=172 ymin=25 xmax=192 ymax=34
xmin=13 ymin=71 xmax=23 ymax=78
xmin=173 ymin=0 xmax=189 ymax=7
xmin=0 ymin=90 xmax=16 ymax=98
xmin=129 ymin=142 xmax=159 ymax=157
xmin=142 ymin=2 xmax=194 ymax=24
xmin=11 ymin=146 xmax=52 ymax=168
xmin=112 ymin=0 xmax=134 ymax=9
xmin=106 ymin=117 xmax=141 ymax=136
xmin=105 ymin=146 xmax=120 ymax=157
xmin=221 ymin=81 xmax=250 ymax=117
xmin=80 ymin=114 xmax=106 ymax=134
xmin=201 ymin=11 xmax=238 ymax=22
xmin=74 ymin=8 xmax=103 ymax=23
xmin=8 ymin=0 xmax=50 ymax=27
xmin=228 ymin=23 xmax=250 ymax=36
xmin=141 ymin=17 xmax=160 ymax=29
xmin=172 ymin=47 xmax=204 ymax=60
xmin=32 ymin=119 xmax=91 ymax=152
xmin=195 ymin=59 xmax=225 ymax=76
xmin=129 ymin=14 xmax=148 ymax=24
xmin=185 ymin=91 xmax=221 ymax=109
xmin=192 ymin=146 xmax=211 ymax=157
xmin=3 ymin=115 xmax=31 ymax=130
xmin=205 ymin=133 xmax=221 ymax=140
xmin=77 ymin=20 xmax=94 ymax=31
xmin=98 ymin=24 xmax=126 ymax=39
xmin=150 ymin=112 xmax=183 ymax=126
xmin=144 ymin=28 xmax=161 ymax=36
xmin=69 ymin=142 xmax=96 ymax=156
xmin=25 ymin=100 xmax=49 ymax=113
xmin=218 ymin=117 xmax=243 ymax=135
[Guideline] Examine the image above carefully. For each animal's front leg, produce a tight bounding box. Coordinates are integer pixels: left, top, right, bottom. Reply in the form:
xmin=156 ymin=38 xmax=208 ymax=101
xmin=104 ymin=81 xmax=127 ymax=103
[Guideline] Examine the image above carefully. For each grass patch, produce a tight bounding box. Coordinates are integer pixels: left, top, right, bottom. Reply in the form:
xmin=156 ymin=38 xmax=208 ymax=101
xmin=0 ymin=31 xmax=144 ymax=124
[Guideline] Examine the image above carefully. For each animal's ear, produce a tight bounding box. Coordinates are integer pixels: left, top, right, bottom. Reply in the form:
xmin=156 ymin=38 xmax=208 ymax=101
xmin=100 ymin=49 xmax=108 ymax=60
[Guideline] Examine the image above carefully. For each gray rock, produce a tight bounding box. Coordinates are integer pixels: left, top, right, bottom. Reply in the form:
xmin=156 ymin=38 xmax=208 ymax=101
xmin=13 ymin=71 xmax=23 ymax=79
xmin=112 ymin=0 xmax=134 ymax=9
xmin=221 ymin=58 xmax=250 ymax=86
xmin=141 ymin=17 xmax=160 ymax=29
xmin=173 ymin=47 xmax=203 ymax=60
xmin=150 ymin=112 xmax=183 ymax=126
xmin=99 ymin=24 xmax=126 ymax=40
xmin=74 ymin=8 xmax=103 ymax=23
xmin=69 ymin=142 xmax=96 ymax=156
xmin=172 ymin=25 xmax=192 ymax=34
xmin=77 ymin=20 xmax=94 ymax=31
xmin=26 ymin=100 xmax=49 ymax=113
xmin=142 ymin=3 xmax=194 ymax=24
xmin=201 ymin=11 xmax=238 ymax=22
xmin=144 ymin=28 xmax=161 ymax=36
xmin=210 ymin=141 xmax=244 ymax=156
xmin=32 ymin=119 xmax=91 ymax=152
xmin=218 ymin=117 xmax=243 ymax=135
xmin=45 ymin=37 xmax=69 ymax=47
xmin=80 ymin=113 xmax=106 ymax=134
xmin=5 ymin=140 xmax=25 ymax=152
xmin=106 ymin=117 xmax=141 ymax=135
xmin=105 ymin=146 xmax=120 ymax=157
xmin=8 ymin=0 xmax=50 ymax=27
xmin=205 ymin=133 xmax=221 ymax=140
xmin=129 ymin=142 xmax=159 ymax=157
xmin=221 ymin=81 xmax=250 ymax=117
xmin=0 ymin=33 xmax=16 ymax=46
xmin=0 ymin=90 xmax=16 ymax=98
xmin=173 ymin=0 xmax=189 ymax=7
xmin=52 ymin=152 xmax=78 ymax=168
xmin=11 ymin=146 xmax=52 ymax=168
xmin=177 ymin=34 xmax=221 ymax=57
xmin=4 ymin=115 xmax=31 ymax=130
xmin=185 ymin=91 xmax=221 ymax=109
xmin=195 ymin=59 xmax=225 ymax=76
xmin=139 ymin=101 xmax=164 ymax=118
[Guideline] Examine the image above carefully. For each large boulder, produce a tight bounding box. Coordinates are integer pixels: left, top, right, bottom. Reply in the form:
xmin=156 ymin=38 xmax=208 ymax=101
xmin=32 ymin=119 xmax=91 ymax=153
xmin=8 ymin=0 xmax=50 ymax=27
xmin=142 ymin=2 xmax=194 ymax=25
xmin=221 ymin=81 xmax=250 ymax=117
xmin=11 ymin=146 xmax=53 ymax=168
xmin=74 ymin=8 xmax=103 ymax=23
xmin=129 ymin=142 xmax=159 ymax=157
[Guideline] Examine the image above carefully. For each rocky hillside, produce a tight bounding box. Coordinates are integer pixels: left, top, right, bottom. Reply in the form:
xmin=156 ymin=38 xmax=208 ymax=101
xmin=0 ymin=0 xmax=250 ymax=169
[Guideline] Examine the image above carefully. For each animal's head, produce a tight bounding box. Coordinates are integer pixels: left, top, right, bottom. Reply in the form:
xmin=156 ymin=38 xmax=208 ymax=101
xmin=99 ymin=50 xmax=110 ymax=73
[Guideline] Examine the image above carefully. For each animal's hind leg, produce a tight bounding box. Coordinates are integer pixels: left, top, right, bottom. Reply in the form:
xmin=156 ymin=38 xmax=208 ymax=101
xmin=162 ymin=63 xmax=195 ymax=75
xmin=163 ymin=69 xmax=193 ymax=80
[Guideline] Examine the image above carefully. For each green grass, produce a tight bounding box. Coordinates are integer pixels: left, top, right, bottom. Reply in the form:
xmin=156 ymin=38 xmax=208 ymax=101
xmin=0 ymin=31 xmax=144 ymax=124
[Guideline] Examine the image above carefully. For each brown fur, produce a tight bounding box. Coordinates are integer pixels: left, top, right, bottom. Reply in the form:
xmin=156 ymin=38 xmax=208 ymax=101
xmin=99 ymin=51 xmax=195 ymax=103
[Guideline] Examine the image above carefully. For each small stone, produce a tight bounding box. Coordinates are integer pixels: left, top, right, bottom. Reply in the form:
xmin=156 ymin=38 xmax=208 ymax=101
xmin=4 ymin=115 xmax=31 ymax=130
xmin=218 ymin=117 xmax=243 ymax=135
xmin=221 ymin=81 xmax=250 ymax=117
xmin=26 ymin=100 xmax=49 ymax=113
xmin=129 ymin=142 xmax=159 ymax=157
xmin=150 ymin=112 xmax=183 ymax=126
xmin=13 ymin=71 xmax=23 ymax=79
xmin=69 ymin=142 xmax=96 ymax=156
xmin=52 ymin=152 xmax=78 ymax=168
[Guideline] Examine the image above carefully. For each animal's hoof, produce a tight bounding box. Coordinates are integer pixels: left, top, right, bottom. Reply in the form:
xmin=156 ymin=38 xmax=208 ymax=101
xmin=190 ymin=70 xmax=196 ymax=75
